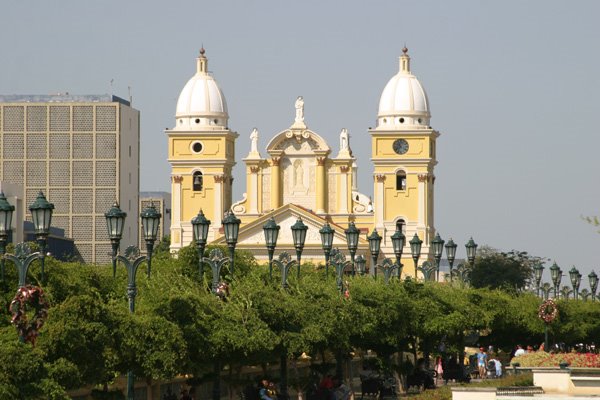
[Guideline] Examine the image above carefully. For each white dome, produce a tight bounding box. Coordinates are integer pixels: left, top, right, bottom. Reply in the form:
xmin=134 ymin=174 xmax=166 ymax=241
xmin=174 ymin=49 xmax=229 ymax=130
xmin=376 ymin=49 xmax=430 ymax=129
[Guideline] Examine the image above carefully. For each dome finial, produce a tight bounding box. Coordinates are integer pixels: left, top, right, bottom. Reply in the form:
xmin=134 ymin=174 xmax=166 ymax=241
xmin=197 ymin=46 xmax=208 ymax=74
xmin=399 ymin=46 xmax=411 ymax=73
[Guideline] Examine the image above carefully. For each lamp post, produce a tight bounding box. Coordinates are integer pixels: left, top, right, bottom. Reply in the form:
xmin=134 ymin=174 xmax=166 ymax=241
xmin=116 ymin=246 xmax=148 ymax=400
xmin=191 ymin=210 xmax=211 ymax=277
xmin=589 ymin=271 xmax=598 ymax=301
xmin=29 ymin=192 xmax=54 ymax=283
xmin=377 ymin=258 xmax=398 ymax=284
xmin=533 ymin=264 xmax=545 ymax=297
xmin=549 ymin=262 xmax=561 ymax=298
xmin=105 ymin=204 xmax=159 ymax=400
xmin=465 ymin=237 xmax=478 ymax=269
xmin=263 ymin=217 xmax=280 ymax=279
xmin=0 ymin=192 xmax=15 ymax=281
xmin=4 ymin=243 xmax=43 ymax=287
xmin=569 ymin=267 xmax=581 ymax=300
xmin=409 ymin=233 xmax=422 ymax=279
xmin=222 ymin=211 xmax=241 ymax=279
xmin=431 ymin=233 xmax=444 ymax=282
xmin=390 ymin=229 xmax=405 ymax=279
xmin=331 ymin=248 xmax=353 ymax=293
xmin=541 ymin=283 xmax=553 ymax=300
xmin=271 ymin=252 xmax=296 ymax=288
xmin=367 ymin=229 xmax=382 ymax=277
xmin=105 ymin=202 xmax=127 ymax=278
xmin=345 ymin=222 xmax=360 ymax=276
xmin=418 ymin=261 xmax=437 ymax=281
xmin=291 ymin=218 xmax=308 ymax=279
xmin=355 ymin=255 xmax=367 ymax=275
xmin=319 ymin=223 xmax=335 ymax=277
xmin=445 ymin=238 xmax=457 ymax=282
xmin=202 ymin=249 xmax=231 ymax=293
xmin=140 ymin=203 xmax=161 ymax=278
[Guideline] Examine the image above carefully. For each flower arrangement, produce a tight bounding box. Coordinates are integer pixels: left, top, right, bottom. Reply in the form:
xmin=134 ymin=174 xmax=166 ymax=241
xmin=538 ymin=299 xmax=558 ymax=324
xmin=511 ymin=352 xmax=600 ymax=368
xmin=9 ymin=285 xmax=49 ymax=345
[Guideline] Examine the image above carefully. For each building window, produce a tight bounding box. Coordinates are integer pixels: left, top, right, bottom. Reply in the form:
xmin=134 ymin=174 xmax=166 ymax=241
xmin=396 ymin=171 xmax=406 ymax=191
xmin=193 ymin=171 xmax=203 ymax=191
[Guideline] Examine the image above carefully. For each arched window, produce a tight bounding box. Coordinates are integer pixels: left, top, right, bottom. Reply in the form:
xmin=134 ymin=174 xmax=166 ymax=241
xmin=396 ymin=171 xmax=407 ymax=191
xmin=193 ymin=171 xmax=203 ymax=191
xmin=396 ymin=219 xmax=406 ymax=234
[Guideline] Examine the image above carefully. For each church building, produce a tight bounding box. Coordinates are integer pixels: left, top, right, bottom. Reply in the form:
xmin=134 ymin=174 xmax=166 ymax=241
xmin=166 ymin=47 xmax=438 ymax=276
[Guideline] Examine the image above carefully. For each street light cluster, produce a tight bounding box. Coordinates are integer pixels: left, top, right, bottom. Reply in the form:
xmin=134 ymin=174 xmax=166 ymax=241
xmin=534 ymin=262 xmax=598 ymax=301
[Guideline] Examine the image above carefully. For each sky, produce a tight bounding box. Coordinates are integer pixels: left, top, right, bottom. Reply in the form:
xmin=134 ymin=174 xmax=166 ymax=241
xmin=1 ymin=1 xmax=599 ymax=286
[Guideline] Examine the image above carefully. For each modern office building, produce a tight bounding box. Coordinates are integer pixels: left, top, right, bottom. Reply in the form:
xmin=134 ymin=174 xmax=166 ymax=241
xmin=0 ymin=94 xmax=140 ymax=264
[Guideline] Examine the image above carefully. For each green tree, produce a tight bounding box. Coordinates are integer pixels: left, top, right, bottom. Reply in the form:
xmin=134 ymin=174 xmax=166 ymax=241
xmin=470 ymin=247 xmax=545 ymax=292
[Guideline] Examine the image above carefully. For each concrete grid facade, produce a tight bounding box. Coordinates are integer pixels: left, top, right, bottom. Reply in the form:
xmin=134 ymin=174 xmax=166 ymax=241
xmin=0 ymin=95 xmax=140 ymax=264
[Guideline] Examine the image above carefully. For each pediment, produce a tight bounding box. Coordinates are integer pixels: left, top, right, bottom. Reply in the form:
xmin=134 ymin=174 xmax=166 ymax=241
xmin=266 ymin=128 xmax=330 ymax=154
xmin=212 ymin=204 xmax=366 ymax=250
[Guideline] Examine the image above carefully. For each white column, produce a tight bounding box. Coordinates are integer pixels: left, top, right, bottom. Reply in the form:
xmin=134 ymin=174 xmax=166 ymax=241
xmin=213 ymin=175 xmax=224 ymax=238
xmin=417 ymin=174 xmax=427 ymax=230
xmin=339 ymin=166 xmax=349 ymax=214
xmin=375 ymin=174 xmax=385 ymax=228
xmin=170 ymin=175 xmax=183 ymax=251
xmin=250 ymin=167 xmax=259 ymax=214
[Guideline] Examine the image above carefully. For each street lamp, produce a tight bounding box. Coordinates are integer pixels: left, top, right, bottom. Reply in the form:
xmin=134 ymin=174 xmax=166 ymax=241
xmin=355 ymin=255 xmax=367 ymax=275
xmin=589 ymin=271 xmax=598 ymax=301
xmin=29 ymin=191 xmax=54 ymax=283
xmin=390 ymin=229 xmax=405 ymax=278
xmin=445 ymin=238 xmax=457 ymax=282
xmin=549 ymin=262 xmax=562 ymax=298
xmin=377 ymin=258 xmax=398 ymax=284
xmin=191 ymin=210 xmax=211 ymax=277
xmin=140 ymin=202 xmax=161 ymax=277
xmin=291 ymin=218 xmax=308 ymax=279
xmin=533 ymin=264 xmax=545 ymax=297
xmin=465 ymin=237 xmax=478 ymax=267
xmin=105 ymin=202 xmax=127 ymax=278
xmin=431 ymin=233 xmax=445 ymax=282
xmin=330 ymin=248 xmax=353 ymax=293
xmin=263 ymin=217 xmax=280 ymax=279
xmin=367 ymin=229 xmax=382 ymax=277
xmin=115 ymin=245 xmax=148 ymax=400
xmin=319 ymin=222 xmax=335 ymax=277
xmin=409 ymin=233 xmax=422 ymax=279
xmin=569 ymin=267 xmax=580 ymax=300
xmin=345 ymin=222 xmax=360 ymax=276
xmin=222 ymin=211 xmax=241 ymax=279
xmin=0 ymin=192 xmax=15 ymax=281
xmin=202 ymin=249 xmax=232 ymax=293
xmin=271 ymin=252 xmax=296 ymax=288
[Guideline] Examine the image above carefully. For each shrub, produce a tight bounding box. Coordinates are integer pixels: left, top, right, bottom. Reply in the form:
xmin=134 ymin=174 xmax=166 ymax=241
xmin=512 ymin=352 xmax=600 ymax=368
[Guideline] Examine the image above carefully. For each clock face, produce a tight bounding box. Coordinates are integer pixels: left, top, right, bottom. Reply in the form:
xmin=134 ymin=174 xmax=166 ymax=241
xmin=393 ymin=139 xmax=409 ymax=155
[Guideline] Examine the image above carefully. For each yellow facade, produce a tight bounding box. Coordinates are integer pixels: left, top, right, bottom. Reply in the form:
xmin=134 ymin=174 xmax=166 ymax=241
xmin=168 ymin=49 xmax=438 ymax=278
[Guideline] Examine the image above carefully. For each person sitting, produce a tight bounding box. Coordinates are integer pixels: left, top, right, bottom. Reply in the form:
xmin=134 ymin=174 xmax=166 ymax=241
xmin=332 ymin=377 xmax=351 ymax=400
xmin=259 ymin=379 xmax=275 ymax=400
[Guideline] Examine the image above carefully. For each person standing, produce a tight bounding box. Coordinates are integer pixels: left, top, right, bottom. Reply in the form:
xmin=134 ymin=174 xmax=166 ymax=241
xmin=476 ymin=347 xmax=488 ymax=379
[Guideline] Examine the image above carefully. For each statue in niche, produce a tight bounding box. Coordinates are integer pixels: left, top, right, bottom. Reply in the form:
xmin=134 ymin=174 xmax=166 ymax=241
xmin=250 ymin=128 xmax=259 ymax=153
xmin=293 ymin=159 xmax=304 ymax=189
xmin=340 ymin=128 xmax=349 ymax=151
xmin=295 ymin=96 xmax=304 ymax=123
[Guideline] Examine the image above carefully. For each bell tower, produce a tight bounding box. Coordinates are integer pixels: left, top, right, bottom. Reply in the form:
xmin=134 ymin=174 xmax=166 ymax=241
xmin=166 ymin=49 xmax=238 ymax=252
xmin=370 ymin=48 xmax=438 ymax=274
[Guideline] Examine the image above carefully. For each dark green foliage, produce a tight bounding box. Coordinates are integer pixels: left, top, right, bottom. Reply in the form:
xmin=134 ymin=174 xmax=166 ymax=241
xmin=0 ymin=248 xmax=598 ymax=397
xmin=470 ymin=248 xmax=545 ymax=292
